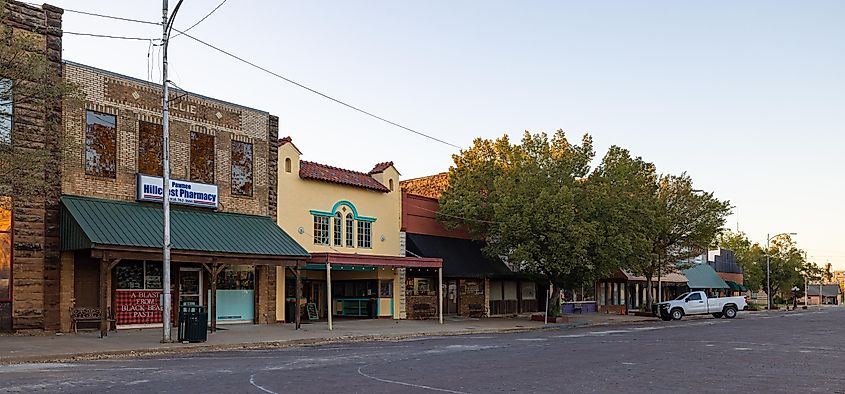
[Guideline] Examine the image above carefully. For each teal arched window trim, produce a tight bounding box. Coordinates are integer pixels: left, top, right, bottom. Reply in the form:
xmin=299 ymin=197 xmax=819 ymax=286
xmin=309 ymin=200 xmax=377 ymax=222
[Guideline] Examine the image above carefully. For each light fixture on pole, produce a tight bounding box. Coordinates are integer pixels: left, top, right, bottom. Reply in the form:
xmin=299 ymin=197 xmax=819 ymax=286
xmin=766 ymin=232 xmax=797 ymax=311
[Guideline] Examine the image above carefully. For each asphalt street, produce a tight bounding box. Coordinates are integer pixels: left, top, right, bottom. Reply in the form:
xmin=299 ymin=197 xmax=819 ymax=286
xmin=1 ymin=308 xmax=843 ymax=393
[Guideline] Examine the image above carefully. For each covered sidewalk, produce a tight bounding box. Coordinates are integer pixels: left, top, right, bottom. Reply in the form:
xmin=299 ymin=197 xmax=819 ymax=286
xmin=60 ymin=195 xmax=309 ymax=337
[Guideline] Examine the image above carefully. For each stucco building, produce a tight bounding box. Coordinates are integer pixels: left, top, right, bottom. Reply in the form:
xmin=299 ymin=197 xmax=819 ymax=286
xmin=275 ymin=138 xmax=441 ymax=325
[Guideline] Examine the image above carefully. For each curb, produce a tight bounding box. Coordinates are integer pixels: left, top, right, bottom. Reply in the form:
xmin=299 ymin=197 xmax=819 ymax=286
xmin=0 ymin=326 xmax=543 ymax=365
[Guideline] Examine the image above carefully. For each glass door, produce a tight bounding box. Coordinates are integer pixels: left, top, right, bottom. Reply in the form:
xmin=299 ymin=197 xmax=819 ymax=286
xmin=179 ymin=268 xmax=202 ymax=306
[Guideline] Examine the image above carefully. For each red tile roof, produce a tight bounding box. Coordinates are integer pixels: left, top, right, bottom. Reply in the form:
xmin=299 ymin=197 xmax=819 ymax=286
xmin=369 ymin=161 xmax=394 ymax=174
xmin=299 ymin=161 xmax=390 ymax=192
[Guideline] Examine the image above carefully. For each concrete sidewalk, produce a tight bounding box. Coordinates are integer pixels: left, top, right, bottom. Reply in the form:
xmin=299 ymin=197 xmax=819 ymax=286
xmin=0 ymin=313 xmax=652 ymax=364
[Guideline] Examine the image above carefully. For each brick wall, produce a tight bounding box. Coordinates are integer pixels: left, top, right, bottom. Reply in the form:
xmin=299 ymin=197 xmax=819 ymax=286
xmin=3 ymin=1 xmax=64 ymax=331
xmin=62 ymin=62 xmax=275 ymax=217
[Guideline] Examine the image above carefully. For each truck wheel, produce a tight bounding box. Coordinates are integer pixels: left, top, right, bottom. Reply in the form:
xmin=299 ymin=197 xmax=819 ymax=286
xmin=712 ymin=313 xmax=723 ymax=319
xmin=724 ymin=306 xmax=737 ymax=319
xmin=671 ymin=308 xmax=684 ymax=321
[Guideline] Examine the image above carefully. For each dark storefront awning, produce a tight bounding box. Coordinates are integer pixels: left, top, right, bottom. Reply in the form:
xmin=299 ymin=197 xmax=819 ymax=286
xmin=725 ymin=281 xmax=748 ymax=292
xmin=682 ymin=264 xmax=730 ymax=289
xmin=60 ymin=195 xmax=309 ymax=264
xmin=306 ymin=252 xmax=441 ymax=269
xmin=405 ymin=233 xmax=514 ymax=278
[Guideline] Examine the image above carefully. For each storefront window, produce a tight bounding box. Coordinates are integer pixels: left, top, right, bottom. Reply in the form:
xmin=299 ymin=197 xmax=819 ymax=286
xmin=231 ymin=140 xmax=253 ymax=196
xmin=333 ymin=212 xmax=342 ymax=246
xmin=190 ymin=131 xmax=215 ymax=184
xmin=460 ymin=279 xmax=484 ymax=296
xmin=333 ymin=280 xmax=377 ymax=298
xmin=216 ymin=265 xmax=254 ymax=290
xmin=137 ymin=121 xmax=163 ymax=176
xmin=85 ymin=110 xmax=117 ymax=178
xmin=520 ymin=282 xmax=536 ymax=300
xmin=345 ymin=214 xmax=354 ymax=247
xmin=379 ymin=280 xmax=393 ymax=297
xmin=116 ymin=261 xmax=163 ymax=290
xmin=406 ymin=277 xmax=435 ymax=296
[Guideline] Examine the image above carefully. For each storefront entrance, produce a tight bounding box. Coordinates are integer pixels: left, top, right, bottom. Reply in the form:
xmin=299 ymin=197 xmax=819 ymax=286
xmin=179 ymin=267 xmax=202 ymax=306
xmin=445 ymin=280 xmax=458 ymax=315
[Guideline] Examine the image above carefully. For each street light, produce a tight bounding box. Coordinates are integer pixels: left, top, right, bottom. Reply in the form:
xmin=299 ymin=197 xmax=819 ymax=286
xmin=766 ymin=232 xmax=797 ymax=311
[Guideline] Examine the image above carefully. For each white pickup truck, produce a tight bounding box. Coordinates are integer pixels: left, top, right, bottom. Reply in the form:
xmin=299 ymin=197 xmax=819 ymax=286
xmin=656 ymin=291 xmax=747 ymax=321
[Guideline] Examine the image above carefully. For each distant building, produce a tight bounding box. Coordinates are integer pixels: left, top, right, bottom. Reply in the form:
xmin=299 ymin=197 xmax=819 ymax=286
xmin=805 ymin=284 xmax=840 ymax=305
xmin=706 ymin=248 xmax=747 ymax=296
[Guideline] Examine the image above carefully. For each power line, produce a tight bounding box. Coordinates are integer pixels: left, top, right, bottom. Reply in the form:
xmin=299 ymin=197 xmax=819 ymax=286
xmin=171 ymin=0 xmax=228 ymax=38
xmin=64 ymin=31 xmax=155 ymax=41
xmin=46 ymin=3 xmax=462 ymax=149
xmin=172 ymin=28 xmax=461 ymax=149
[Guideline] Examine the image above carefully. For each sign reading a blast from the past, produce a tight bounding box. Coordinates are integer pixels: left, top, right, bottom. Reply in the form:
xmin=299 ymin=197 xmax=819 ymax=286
xmin=115 ymin=290 xmax=163 ymax=325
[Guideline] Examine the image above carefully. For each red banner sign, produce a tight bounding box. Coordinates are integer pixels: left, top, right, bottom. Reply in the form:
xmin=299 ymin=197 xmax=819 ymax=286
xmin=115 ymin=290 xmax=163 ymax=325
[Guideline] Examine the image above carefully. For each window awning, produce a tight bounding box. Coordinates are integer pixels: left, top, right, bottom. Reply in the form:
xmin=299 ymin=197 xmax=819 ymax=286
xmin=405 ymin=233 xmax=514 ymax=278
xmin=682 ymin=264 xmax=730 ymax=289
xmin=60 ymin=195 xmax=309 ymax=264
xmin=725 ymin=281 xmax=747 ymax=292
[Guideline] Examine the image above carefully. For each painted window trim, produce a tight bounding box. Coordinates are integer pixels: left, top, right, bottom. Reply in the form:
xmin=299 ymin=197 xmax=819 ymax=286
xmin=309 ymin=200 xmax=377 ymax=222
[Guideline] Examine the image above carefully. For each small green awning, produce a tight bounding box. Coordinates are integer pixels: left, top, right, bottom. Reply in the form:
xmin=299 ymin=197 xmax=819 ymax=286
xmin=60 ymin=195 xmax=309 ymax=259
xmin=682 ymin=264 xmax=730 ymax=289
xmin=725 ymin=281 xmax=742 ymax=291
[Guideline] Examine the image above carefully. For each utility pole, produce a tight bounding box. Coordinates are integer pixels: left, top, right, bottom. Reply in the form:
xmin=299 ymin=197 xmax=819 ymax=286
xmin=161 ymin=0 xmax=172 ymax=344
xmin=160 ymin=0 xmax=184 ymax=343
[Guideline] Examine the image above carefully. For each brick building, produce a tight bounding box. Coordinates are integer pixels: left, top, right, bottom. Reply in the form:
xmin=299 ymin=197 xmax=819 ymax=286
xmin=2 ymin=2 xmax=309 ymax=333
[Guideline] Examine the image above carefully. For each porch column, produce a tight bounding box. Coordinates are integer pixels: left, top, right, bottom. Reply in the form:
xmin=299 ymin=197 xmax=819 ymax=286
xmin=295 ymin=267 xmax=302 ymax=330
xmin=99 ymin=258 xmax=108 ymax=338
xmin=438 ymin=267 xmax=443 ymax=324
xmin=326 ymin=261 xmax=333 ymax=330
xmin=210 ymin=264 xmax=223 ymax=332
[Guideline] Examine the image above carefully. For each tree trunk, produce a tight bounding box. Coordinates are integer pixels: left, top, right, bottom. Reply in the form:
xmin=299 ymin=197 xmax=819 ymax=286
xmin=645 ymin=275 xmax=654 ymax=312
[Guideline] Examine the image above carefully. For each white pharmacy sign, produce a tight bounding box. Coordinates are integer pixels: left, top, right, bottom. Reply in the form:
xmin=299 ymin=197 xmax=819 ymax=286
xmin=136 ymin=174 xmax=219 ymax=209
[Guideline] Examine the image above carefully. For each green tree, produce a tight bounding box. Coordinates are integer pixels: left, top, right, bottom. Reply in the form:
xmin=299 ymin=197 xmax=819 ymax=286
xmin=629 ymin=173 xmax=732 ymax=311
xmin=717 ymin=231 xmax=766 ymax=292
xmin=439 ymin=131 xmax=597 ymax=315
xmin=765 ymin=234 xmax=807 ymax=305
xmin=0 ymin=0 xmax=79 ymax=209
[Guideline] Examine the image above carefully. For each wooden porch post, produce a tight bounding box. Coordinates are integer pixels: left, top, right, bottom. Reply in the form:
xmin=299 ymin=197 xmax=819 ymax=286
xmin=99 ymin=258 xmax=108 ymax=338
xmin=295 ymin=266 xmax=302 ymax=330
xmin=438 ymin=267 xmax=443 ymax=325
xmin=326 ymin=260 xmax=333 ymax=330
xmin=202 ymin=262 xmax=225 ymax=333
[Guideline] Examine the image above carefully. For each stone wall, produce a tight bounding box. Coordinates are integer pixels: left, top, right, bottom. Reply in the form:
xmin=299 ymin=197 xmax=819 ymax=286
xmin=406 ymin=295 xmax=438 ymax=319
xmin=3 ymin=1 xmax=64 ymax=331
xmin=61 ymin=62 xmax=275 ymax=217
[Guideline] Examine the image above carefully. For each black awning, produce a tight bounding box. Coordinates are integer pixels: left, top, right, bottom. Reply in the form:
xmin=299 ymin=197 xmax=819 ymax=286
xmin=405 ymin=233 xmax=515 ymax=278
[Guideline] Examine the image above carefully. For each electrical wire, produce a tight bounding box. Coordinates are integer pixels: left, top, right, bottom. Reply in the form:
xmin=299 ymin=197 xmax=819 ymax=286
xmin=171 ymin=0 xmax=228 ymax=38
xmin=36 ymin=3 xmax=462 ymax=149
xmin=171 ymin=28 xmax=461 ymax=149
xmin=63 ymin=31 xmax=155 ymax=41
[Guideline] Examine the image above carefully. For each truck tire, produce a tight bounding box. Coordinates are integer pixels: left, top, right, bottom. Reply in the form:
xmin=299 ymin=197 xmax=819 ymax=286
xmin=711 ymin=313 xmax=723 ymax=319
xmin=671 ymin=308 xmax=684 ymax=321
xmin=723 ymin=305 xmax=737 ymax=319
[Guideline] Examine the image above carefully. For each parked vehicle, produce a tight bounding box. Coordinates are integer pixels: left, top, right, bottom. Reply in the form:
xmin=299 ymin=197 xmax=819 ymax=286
xmin=656 ymin=291 xmax=747 ymax=321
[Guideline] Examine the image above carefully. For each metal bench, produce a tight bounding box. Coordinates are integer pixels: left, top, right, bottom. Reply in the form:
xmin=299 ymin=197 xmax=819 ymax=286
xmin=71 ymin=307 xmax=115 ymax=333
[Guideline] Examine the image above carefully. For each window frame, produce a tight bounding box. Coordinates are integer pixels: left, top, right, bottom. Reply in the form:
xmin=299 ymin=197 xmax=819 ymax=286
xmin=137 ymin=120 xmax=163 ymax=177
xmin=189 ymin=131 xmax=215 ymax=184
xmin=345 ymin=213 xmax=354 ymax=248
xmin=84 ymin=110 xmax=118 ymax=178
xmin=313 ymin=215 xmax=329 ymax=245
xmin=0 ymin=201 xmax=12 ymax=302
xmin=357 ymin=220 xmax=372 ymax=249
xmin=230 ymin=140 xmax=254 ymax=196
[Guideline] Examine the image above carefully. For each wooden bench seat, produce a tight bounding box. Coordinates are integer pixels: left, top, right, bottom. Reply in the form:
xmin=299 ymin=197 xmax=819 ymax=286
xmin=71 ymin=307 xmax=115 ymax=333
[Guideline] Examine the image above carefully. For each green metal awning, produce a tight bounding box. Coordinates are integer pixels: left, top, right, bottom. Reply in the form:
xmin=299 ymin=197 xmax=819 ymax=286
xmin=725 ymin=281 xmax=742 ymax=291
xmin=60 ymin=195 xmax=309 ymax=258
xmin=682 ymin=264 xmax=730 ymax=289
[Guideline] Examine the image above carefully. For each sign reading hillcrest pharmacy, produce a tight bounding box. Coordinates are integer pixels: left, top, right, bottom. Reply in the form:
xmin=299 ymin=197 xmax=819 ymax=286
xmin=137 ymin=174 xmax=219 ymax=209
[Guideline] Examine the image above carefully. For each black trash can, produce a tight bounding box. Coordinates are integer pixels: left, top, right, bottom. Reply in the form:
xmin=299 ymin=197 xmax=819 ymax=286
xmin=368 ymin=297 xmax=377 ymax=319
xmin=178 ymin=305 xmax=208 ymax=343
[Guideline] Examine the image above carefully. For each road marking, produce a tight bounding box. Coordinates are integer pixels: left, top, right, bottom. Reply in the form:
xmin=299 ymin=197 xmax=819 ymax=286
xmin=733 ymin=347 xmax=752 ymax=351
xmin=632 ymin=326 xmax=664 ymax=331
xmin=705 ymin=344 xmax=716 ymax=347
xmin=249 ymin=373 xmax=279 ymax=394
xmin=589 ymin=330 xmax=631 ymax=335
xmin=554 ymin=334 xmax=586 ymax=338
xmin=125 ymin=380 xmax=150 ymax=386
xmin=516 ymin=338 xmax=548 ymax=341
xmin=357 ymin=365 xmax=469 ymax=394
xmin=621 ymin=362 xmax=636 ymax=365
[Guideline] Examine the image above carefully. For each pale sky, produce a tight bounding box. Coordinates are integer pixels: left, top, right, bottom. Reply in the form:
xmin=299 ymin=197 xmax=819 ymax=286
xmin=51 ymin=1 xmax=844 ymax=268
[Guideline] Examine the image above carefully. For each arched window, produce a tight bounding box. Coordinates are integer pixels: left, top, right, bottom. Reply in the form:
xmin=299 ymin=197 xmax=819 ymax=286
xmin=284 ymin=157 xmax=292 ymax=173
xmin=388 ymin=179 xmax=394 ymax=191
xmin=333 ymin=212 xmax=342 ymax=246
xmin=345 ymin=213 xmax=354 ymax=247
